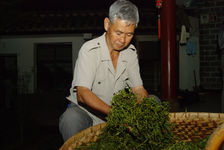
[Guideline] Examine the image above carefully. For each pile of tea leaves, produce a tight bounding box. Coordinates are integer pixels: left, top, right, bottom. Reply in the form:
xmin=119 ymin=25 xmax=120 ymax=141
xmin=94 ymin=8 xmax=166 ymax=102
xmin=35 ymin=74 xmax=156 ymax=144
xmin=76 ymin=89 xmax=208 ymax=150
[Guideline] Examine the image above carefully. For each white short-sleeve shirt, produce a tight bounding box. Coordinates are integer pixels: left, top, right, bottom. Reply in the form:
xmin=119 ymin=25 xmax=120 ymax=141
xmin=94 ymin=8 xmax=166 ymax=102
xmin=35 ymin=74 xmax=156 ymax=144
xmin=66 ymin=33 xmax=143 ymax=125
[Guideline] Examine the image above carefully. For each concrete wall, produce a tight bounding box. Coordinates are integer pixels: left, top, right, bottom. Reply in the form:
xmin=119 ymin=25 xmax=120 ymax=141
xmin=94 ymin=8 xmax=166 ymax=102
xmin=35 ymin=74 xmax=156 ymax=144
xmin=179 ymin=16 xmax=200 ymax=91
xmin=0 ymin=34 xmax=84 ymax=93
xmin=135 ymin=15 xmax=200 ymax=91
xmin=197 ymin=0 xmax=224 ymax=89
xmin=179 ymin=36 xmax=200 ymax=90
xmin=0 ymin=16 xmax=200 ymax=94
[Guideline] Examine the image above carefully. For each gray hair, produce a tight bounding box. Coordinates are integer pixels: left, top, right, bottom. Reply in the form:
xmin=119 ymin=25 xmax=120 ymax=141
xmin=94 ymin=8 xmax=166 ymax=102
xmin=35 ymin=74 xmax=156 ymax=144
xmin=109 ymin=0 xmax=139 ymax=27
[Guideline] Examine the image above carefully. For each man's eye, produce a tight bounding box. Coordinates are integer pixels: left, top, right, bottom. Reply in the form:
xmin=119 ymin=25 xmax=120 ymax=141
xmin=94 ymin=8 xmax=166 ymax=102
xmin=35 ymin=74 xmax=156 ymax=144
xmin=127 ymin=34 xmax=133 ymax=37
xmin=116 ymin=32 xmax=121 ymax=35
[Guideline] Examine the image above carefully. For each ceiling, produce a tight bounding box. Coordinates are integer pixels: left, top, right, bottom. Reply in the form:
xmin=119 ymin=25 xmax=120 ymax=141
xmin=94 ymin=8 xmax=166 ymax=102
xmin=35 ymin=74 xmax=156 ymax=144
xmin=1 ymin=0 xmax=156 ymax=12
xmin=0 ymin=0 xmax=199 ymax=35
xmin=0 ymin=0 xmax=199 ymax=13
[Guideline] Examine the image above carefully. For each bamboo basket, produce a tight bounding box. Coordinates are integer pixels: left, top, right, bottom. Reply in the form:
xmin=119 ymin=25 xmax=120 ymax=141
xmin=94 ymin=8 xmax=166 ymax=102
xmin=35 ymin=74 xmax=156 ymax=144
xmin=59 ymin=112 xmax=224 ymax=150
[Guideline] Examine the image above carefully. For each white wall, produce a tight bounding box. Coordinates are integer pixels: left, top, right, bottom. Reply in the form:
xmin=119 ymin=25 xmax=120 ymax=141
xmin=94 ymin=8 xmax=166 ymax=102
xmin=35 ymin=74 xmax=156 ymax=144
xmin=135 ymin=16 xmax=200 ymax=91
xmin=179 ymin=36 xmax=200 ymax=90
xmin=0 ymin=34 xmax=84 ymax=93
xmin=0 ymin=16 xmax=200 ymax=93
xmin=179 ymin=16 xmax=200 ymax=91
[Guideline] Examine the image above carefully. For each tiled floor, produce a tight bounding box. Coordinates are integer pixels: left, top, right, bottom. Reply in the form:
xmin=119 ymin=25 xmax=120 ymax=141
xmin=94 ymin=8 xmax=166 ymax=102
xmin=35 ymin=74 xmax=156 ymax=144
xmin=0 ymin=90 xmax=222 ymax=150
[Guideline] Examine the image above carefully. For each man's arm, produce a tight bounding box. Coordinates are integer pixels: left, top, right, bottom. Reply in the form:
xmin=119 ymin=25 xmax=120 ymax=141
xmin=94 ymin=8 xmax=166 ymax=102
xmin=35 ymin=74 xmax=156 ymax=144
xmin=132 ymin=85 xmax=149 ymax=102
xmin=76 ymin=86 xmax=111 ymax=115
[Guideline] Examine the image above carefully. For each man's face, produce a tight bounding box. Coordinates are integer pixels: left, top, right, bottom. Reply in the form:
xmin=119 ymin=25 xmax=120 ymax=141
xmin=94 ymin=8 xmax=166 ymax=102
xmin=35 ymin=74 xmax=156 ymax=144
xmin=104 ymin=18 xmax=136 ymax=51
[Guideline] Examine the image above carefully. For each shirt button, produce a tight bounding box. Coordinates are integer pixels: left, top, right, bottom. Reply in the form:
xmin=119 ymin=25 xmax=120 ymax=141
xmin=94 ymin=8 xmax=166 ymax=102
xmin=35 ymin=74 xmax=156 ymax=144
xmin=98 ymin=81 xmax=101 ymax=84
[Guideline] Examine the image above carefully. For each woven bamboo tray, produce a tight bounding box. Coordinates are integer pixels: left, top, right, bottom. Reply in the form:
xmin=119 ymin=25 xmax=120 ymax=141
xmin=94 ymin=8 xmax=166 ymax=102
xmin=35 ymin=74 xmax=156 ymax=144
xmin=59 ymin=112 xmax=224 ymax=150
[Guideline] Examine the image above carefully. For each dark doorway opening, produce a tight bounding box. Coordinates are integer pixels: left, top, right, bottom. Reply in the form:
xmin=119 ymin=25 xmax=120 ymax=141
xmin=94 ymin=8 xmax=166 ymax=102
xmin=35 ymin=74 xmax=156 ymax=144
xmin=0 ymin=54 xmax=17 ymax=111
xmin=138 ymin=41 xmax=161 ymax=94
xmin=35 ymin=43 xmax=73 ymax=94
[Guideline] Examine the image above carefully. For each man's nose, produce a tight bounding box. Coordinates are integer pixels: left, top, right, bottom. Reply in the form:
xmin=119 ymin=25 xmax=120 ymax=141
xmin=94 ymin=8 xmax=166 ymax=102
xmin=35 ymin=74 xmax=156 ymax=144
xmin=119 ymin=35 xmax=126 ymax=43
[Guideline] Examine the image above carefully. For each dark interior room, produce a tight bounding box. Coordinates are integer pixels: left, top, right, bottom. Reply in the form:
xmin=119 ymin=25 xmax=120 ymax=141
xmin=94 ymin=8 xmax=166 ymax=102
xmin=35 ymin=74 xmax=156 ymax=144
xmin=0 ymin=0 xmax=224 ymax=149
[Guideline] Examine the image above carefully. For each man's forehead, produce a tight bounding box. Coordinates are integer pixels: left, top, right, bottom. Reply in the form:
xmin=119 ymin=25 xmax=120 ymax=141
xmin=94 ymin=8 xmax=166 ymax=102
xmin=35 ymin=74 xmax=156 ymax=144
xmin=113 ymin=18 xmax=136 ymax=25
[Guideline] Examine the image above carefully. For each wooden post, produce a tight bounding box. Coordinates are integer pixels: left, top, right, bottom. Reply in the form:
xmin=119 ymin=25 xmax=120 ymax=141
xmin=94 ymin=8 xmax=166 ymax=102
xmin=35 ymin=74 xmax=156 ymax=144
xmin=160 ymin=0 xmax=178 ymax=109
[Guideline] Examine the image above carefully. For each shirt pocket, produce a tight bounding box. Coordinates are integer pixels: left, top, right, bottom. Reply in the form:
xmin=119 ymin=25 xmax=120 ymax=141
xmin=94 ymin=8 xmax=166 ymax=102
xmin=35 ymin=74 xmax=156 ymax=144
xmin=91 ymin=70 xmax=106 ymax=95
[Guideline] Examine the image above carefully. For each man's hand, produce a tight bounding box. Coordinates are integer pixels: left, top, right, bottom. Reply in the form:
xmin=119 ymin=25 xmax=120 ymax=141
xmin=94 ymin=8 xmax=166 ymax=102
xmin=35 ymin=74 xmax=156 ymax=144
xmin=132 ymin=85 xmax=148 ymax=103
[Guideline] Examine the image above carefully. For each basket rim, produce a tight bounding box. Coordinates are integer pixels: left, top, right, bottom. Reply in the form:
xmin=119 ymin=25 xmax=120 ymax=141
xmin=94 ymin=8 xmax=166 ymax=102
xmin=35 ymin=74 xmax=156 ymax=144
xmin=59 ymin=123 xmax=106 ymax=150
xmin=169 ymin=112 xmax=224 ymax=121
xmin=60 ymin=112 xmax=224 ymax=150
xmin=205 ymin=122 xmax=224 ymax=149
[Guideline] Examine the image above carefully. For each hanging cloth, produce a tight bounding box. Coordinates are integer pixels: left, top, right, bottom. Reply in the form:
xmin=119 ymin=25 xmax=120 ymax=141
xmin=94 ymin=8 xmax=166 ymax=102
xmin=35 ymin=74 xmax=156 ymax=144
xmin=180 ymin=25 xmax=187 ymax=45
xmin=186 ymin=40 xmax=196 ymax=55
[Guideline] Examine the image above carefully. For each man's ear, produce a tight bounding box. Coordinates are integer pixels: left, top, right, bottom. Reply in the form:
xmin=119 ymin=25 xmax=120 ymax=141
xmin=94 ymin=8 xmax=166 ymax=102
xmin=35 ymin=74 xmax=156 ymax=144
xmin=104 ymin=17 xmax=110 ymax=31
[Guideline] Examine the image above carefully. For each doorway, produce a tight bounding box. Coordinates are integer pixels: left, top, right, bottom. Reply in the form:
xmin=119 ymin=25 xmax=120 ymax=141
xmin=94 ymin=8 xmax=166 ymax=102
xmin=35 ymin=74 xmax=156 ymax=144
xmin=136 ymin=36 xmax=161 ymax=94
xmin=35 ymin=43 xmax=73 ymax=94
xmin=0 ymin=54 xmax=17 ymax=111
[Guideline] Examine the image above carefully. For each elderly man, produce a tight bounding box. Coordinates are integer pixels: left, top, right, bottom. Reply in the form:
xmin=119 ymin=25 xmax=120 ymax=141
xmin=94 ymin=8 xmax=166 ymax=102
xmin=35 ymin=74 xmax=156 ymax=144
xmin=59 ymin=0 xmax=149 ymax=141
